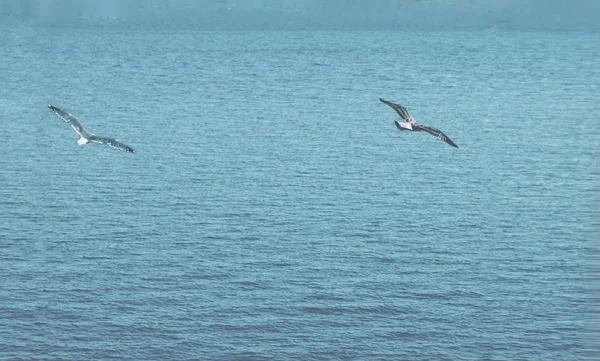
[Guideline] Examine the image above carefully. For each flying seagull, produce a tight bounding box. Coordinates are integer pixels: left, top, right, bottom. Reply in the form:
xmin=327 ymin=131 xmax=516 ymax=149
xmin=379 ymin=98 xmax=458 ymax=148
xmin=48 ymin=105 xmax=135 ymax=153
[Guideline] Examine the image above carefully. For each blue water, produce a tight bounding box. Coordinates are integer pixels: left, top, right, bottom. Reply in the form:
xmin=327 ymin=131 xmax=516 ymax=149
xmin=0 ymin=24 xmax=598 ymax=360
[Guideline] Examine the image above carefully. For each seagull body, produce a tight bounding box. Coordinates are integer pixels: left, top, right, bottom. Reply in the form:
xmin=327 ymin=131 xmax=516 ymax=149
xmin=48 ymin=105 xmax=135 ymax=153
xmin=379 ymin=98 xmax=458 ymax=148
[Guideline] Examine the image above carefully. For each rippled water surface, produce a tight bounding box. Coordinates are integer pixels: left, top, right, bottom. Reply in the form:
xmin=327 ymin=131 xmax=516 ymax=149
xmin=0 ymin=25 xmax=598 ymax=360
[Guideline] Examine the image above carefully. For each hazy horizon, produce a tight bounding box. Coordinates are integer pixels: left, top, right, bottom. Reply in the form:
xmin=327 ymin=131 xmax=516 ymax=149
xmin=1 ymin=0 xmax=599 ymax=31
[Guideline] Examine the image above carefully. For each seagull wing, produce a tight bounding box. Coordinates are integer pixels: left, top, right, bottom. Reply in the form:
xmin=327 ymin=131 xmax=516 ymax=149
xmin=48 ymin=105 xmax=94 ymax=139
xmin=89 ymin=136 xmax=135 ymax=153
xmin=415 ymin=124 xmax=458 ymax=148
xmin=379 ymin=98 xmax=414 ymax=121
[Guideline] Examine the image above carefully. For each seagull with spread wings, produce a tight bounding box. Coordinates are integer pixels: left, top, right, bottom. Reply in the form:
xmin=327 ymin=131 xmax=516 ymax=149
xmin=379 ymin=98 xmax=458 ymax=148
xmin=48 ymin=105 xmax=135 ymax=153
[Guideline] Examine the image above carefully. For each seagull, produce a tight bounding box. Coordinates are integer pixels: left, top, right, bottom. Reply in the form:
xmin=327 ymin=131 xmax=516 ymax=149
xmin=48 ymin=105 xmax=135 ymax=153
xmin=379 ymin=98 xmax=458 ymax=148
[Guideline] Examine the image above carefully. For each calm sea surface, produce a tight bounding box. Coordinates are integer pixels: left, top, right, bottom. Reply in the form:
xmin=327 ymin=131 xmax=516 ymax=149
xmin=0 ymin=24 xmax=598 ymax=360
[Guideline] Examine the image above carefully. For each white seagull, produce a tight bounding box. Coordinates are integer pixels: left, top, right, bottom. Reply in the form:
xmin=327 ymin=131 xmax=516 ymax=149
xmin=48 ymin=105 xmax=135 ymax=153
xmin=380 ymin=98 xmax=458 ymax=148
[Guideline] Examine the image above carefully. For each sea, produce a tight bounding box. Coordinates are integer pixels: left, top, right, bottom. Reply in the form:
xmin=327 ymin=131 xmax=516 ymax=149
xmin=0 ymin=21 xmax=598 ymax=361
